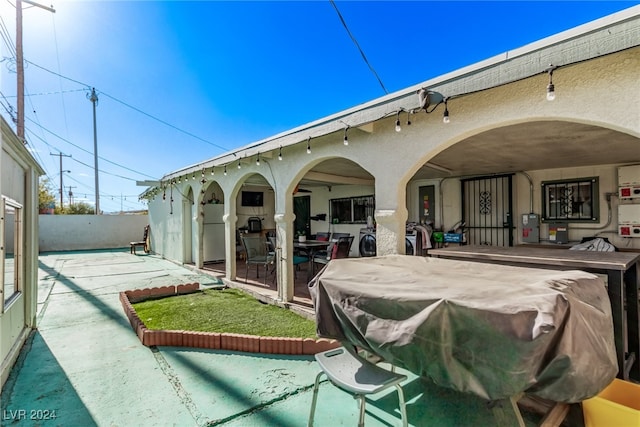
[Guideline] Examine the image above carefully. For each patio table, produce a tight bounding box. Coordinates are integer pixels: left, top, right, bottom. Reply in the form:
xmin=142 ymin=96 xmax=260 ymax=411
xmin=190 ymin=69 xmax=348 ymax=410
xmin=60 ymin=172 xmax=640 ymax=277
xmin=309 ymin=255 xmax=617 ymax=404
xmin=293 ymin=240 xmax=330 ymax=280
xmin=429 ymin=245 xmax=640 ymax=381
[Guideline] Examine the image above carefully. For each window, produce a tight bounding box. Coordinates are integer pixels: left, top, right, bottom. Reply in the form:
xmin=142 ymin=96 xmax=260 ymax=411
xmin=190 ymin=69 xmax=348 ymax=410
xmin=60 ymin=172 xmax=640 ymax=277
xmin=541 ymin=177 xmax=599 ymax=222
xmin=330 ymin=195 xmax=374 ymax=224
xmin=2 ymin=197 xmax=22 ymax=311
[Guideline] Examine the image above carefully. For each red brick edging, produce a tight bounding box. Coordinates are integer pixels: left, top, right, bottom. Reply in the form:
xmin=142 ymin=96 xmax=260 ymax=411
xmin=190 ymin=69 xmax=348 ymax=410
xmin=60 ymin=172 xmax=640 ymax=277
xmin=119 ymin=284 xmax=339 ymax=355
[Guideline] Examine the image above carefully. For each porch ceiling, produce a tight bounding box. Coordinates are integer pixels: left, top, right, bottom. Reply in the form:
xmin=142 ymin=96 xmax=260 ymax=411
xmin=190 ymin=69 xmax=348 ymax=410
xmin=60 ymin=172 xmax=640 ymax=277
xmin=302 ymin=121 xmax=640 ymax=185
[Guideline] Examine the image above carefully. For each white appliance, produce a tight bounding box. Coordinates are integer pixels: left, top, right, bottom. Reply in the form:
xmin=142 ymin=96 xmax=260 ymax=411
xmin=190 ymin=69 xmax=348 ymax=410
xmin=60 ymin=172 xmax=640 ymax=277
xmin=406 ymin=233 xmax=417 ymax=255
xmin=359 ymin=228 xmax=376 ymax=257
xmin=203 ymin=204 xmax=225 ymax=262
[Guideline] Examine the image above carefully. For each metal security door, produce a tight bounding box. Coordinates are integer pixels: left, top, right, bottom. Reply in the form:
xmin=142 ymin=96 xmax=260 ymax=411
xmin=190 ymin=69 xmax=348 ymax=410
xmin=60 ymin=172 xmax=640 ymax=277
xmin=461 ymin=174 xmax=514 ymax=246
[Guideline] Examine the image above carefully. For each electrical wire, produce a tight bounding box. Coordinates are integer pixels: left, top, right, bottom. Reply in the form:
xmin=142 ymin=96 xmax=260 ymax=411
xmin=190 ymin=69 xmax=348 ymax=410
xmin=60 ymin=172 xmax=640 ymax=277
xmin=24 ymin=116 xmax=158 ymax=179
xmin=329 ymin=0 xmax=388 ymax=95
xmin=50 ymin=13 xmax=72 ymax=140
xmin=23 ymin=59 xmax=231 ymax=152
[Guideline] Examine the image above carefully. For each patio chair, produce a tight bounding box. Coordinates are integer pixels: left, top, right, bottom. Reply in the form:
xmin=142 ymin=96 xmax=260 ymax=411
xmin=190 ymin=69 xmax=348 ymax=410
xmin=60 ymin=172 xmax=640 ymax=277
xmin=308 ymin=344 xmax=408 ymax=427
xmin=312 ymin=236 xmax=354 ymax=274
xmin=130 ymin=225 xmax=150 ymax=255
xmin=240 ymin=235 xmax=274 ymax=285
xmin=268 ymin=236 xmax=308 ymax=280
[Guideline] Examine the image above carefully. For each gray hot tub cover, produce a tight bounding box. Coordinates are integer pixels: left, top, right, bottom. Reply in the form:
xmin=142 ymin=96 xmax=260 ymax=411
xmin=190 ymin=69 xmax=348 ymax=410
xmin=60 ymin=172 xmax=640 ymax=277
xmin=309 ymin=255 xmax=617 ymax=402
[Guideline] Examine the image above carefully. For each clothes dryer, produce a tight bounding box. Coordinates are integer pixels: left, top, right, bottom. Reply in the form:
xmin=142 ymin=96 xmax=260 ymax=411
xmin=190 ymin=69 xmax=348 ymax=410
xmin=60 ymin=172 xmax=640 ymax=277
xmin=359 ymin=228 xmax=376 ymax=257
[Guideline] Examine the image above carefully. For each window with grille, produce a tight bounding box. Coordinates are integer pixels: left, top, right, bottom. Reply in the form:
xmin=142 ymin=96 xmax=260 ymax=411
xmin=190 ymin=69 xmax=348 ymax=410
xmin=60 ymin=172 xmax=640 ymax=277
xmin=541 ymin=177 xmax=599 ymax=222
xmin=330 ymin=195 xmax=374 ymax=224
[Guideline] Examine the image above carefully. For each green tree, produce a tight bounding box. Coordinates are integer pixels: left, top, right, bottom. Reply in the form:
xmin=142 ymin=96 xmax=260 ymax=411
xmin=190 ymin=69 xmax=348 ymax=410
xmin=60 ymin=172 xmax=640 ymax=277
xmin=65 ymin=202 xmax=95 ymax=215
xmin=39 ymin=178 xmax=57 ymax=213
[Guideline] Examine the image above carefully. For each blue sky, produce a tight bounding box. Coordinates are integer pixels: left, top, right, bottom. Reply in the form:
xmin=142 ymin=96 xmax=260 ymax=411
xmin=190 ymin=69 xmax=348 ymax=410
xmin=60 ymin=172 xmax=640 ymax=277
xmin=0 ymin=1 xmax=637 ymax=212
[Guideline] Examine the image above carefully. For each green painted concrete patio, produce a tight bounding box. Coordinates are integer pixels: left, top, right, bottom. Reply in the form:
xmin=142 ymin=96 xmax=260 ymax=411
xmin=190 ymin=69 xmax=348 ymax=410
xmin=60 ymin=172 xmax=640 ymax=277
xmin=1 ymin=249 xmax=543 ymax=426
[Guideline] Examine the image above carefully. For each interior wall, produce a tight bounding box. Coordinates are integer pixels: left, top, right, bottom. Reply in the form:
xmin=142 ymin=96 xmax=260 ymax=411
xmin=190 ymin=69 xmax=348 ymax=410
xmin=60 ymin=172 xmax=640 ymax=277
xmin=236 ymin=185 xmax=275 ymax=231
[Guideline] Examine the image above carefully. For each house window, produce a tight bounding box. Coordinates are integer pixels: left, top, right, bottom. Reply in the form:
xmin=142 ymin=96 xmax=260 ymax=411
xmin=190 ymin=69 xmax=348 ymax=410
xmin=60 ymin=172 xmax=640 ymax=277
xmin=2 ymin=197 xmax=22 ymax=311
xmin=330 ymin=195 xmax=374 ymax=224
xmin=541 ymin=177 xmax=599 ymax=222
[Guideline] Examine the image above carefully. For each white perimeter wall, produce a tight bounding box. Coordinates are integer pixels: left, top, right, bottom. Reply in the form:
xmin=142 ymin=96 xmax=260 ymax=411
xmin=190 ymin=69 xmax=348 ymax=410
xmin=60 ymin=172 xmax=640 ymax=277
xmin=39 ymin=215 xmax=149 ymax=252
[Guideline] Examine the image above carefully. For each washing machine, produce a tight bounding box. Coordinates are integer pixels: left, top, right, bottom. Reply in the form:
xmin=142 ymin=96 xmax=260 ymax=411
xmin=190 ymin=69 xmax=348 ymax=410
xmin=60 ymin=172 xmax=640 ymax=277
xmin=359 ymin=228 xmax=376 ymax=257
xmin=406 ymin=233 xmax=417 ymax=255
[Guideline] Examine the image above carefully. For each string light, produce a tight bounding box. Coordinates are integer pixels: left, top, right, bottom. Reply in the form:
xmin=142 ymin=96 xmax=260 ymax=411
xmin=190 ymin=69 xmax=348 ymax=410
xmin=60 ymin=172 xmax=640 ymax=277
xmin=211 ymin=167 xmax=214 ymax=176
xmin=177 ymin=176 xmax=181 ymax=184
xmin=192 ymin=172 xmax=195 ymax=180
xmin=306 ymin=137 xmax=311 ymax=154
xmin=343 ymin=127 xmax=349 ymax=146
xmin=201 ymin=168 xmax=205 ymax=177
xmin=162 ymin=190 xmax=166 ymax=201
xmin=256 ymin=153 xmax=260 ymax=166
xmin=237 ymin=160 xmax=242 ymax=169
xmin=395 ymin=111 xmax=401 ymax=132
xmin=278 ymin=146 xmax=283 ymax=161
xmin=443 ymin=98 xmax=450 ymax=123
xmin=546 ymin=64 xmax=556 ymax=101
xmin=223 ymin=165 xmax=227 ymax=176
xmin=406 ymin=110 xmax=412 ymax=126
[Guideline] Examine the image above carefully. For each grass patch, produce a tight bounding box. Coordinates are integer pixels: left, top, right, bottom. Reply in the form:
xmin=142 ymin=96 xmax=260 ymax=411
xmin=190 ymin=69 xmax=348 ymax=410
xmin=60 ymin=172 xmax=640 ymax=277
xmin=132 ymin=288 xmax=317 ymax=338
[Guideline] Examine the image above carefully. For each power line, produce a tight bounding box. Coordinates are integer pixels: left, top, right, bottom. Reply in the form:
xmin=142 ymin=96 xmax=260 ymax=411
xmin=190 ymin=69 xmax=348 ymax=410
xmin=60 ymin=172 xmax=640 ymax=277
xmin=24 ymin=59 xmax=231 ymax=152
xmin=24 ymin=116 xmax=158 ymax=179
xmin=329 ymin=0 xmax=388 ymax=95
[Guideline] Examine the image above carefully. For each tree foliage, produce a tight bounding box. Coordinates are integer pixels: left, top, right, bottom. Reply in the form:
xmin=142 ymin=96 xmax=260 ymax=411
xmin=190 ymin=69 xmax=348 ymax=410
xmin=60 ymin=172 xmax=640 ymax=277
xmin=65 ymin=202 xmax=95 ymax=215
xmin=39 ymin=178 xmax=57 ymax=212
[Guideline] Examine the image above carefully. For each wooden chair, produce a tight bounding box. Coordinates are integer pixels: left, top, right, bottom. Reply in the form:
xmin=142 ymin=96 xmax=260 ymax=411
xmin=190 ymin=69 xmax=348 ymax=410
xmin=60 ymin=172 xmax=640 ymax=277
xmin=130 ymin=225 xmax=150 ymax=255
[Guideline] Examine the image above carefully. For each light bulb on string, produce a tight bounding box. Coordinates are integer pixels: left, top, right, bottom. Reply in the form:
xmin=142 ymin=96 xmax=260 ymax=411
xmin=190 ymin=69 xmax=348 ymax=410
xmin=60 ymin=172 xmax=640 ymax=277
xmin=201 ymin=168 xmax=205 ymax=178
xmin=306 ymin=137 xmax=311 ymax=154
xmin=546 ymin=64 xmax=556 ymax=101
xmin=211 ymin=167 xmax=214 ymax=176
xmin=192 ymin=172 xmax=195 ymax=180
xmin=395 ymin=111 xmax=401 ymax=132
xmin=343 ymin=127 xmax=349 ymax=146
xmin=406 ymin=110 xmax=412 ymax=126
xmin=237 ymin=160 xmax=241 ymax=169
xmin=278 ymin=146 xmax=283 ymax=161
xmin=223 ymin=165 xmax=227 ymax=176
xmin=256 ymin=153 xmax=260 ymax=166
xmin=443 ymin=98 xmax=450 ymax=124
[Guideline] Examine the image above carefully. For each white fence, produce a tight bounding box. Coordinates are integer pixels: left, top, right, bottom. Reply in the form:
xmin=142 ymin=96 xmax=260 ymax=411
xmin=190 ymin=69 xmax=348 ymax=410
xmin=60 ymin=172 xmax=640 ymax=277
xmin=39 ymin=214 xmax=149 ymax=252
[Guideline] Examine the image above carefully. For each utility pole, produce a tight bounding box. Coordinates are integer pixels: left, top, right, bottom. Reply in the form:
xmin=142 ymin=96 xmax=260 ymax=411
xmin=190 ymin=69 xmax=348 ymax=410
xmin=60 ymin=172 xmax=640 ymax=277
xmin=50 ymin=152 xmax=71 ymax=211
xmin=15 ymin=0 xmax=55 ymax=142
xmin=88 ymin=88 xmax=100 ymax=215
xmin=67 ymin=186 xmax=76 ymax=206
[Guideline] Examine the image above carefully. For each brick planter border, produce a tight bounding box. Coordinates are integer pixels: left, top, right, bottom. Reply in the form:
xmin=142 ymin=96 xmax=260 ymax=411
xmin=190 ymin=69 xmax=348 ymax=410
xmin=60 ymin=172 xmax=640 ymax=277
xmin=119 ymin=284 xmax=339 ymax=355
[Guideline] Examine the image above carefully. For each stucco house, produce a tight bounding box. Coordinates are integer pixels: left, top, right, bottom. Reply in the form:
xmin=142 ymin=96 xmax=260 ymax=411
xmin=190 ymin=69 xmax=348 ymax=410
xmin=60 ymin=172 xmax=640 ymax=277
xmin=142 ymin=6 xmax=640 ymax=303
xmin=0 ymin=115 xmax=44 ymax=387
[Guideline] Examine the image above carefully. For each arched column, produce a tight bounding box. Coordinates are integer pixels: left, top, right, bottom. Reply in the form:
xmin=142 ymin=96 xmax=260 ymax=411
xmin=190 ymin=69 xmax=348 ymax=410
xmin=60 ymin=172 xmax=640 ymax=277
xmin=274 ymin=211 xmax=296 ymax=302
xmin=375 ymin=206 xmax=408 ymax=255
xmin=223 ymin=208 xmax=238 ymax=281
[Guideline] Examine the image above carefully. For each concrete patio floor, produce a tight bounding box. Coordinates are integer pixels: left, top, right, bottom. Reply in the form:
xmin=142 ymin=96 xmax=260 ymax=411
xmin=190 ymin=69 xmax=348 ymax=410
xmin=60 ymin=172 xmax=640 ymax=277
xmin=1 ymin=249 xmax=543 ymax=426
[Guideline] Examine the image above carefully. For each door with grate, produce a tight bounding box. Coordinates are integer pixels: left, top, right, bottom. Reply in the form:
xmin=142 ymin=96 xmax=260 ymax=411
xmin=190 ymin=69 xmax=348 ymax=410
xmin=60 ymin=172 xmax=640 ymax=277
xmin=461 ymin=174 xmax=514 ymax=247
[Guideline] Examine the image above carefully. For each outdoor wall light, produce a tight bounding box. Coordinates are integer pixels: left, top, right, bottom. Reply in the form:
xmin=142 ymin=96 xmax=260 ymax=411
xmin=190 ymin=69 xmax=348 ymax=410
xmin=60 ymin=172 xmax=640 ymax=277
xmin=278 ymin=146 xmax=283 ymax=161
xmin=395 ymin=111 xmax=401 ymax=132
xmin=343 ymin=127 xmax=349 ymax=146
xmin=306 ymin=137 xmax=311 ymax=154
xmin=443 ymin=98 xmax=450 ymax=123
xmin=546 ymin=64 xmax=557 ymax=101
